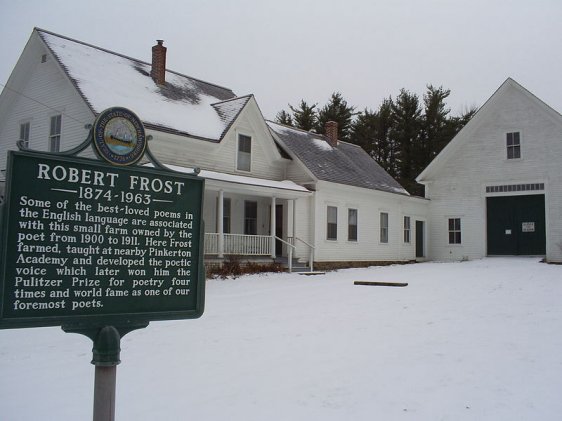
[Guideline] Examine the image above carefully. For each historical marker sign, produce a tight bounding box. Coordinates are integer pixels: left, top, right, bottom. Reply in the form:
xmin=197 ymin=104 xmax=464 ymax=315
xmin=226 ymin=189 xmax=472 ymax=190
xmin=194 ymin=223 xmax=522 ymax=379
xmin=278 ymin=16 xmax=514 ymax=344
xmin=0 ymin=150 xmax=205 ymax=329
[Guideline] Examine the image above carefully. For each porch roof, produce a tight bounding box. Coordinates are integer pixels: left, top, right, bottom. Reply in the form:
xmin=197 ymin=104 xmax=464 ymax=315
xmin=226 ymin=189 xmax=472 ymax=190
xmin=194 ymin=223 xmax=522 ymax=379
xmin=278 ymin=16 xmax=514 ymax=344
xmin=161 ymin=164 xmax=312 ymax=198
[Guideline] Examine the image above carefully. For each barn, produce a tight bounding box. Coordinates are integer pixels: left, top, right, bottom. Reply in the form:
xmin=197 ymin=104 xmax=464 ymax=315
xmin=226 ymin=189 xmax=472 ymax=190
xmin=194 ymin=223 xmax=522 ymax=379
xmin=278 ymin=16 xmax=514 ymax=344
xmin=417 ymin=78 xmax=562 ymax=263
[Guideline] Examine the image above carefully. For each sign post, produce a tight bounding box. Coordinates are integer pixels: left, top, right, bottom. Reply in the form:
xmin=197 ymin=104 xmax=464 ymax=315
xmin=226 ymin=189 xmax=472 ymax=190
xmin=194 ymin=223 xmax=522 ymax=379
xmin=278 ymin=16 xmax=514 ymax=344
xmin=0 ymin=108 xmax=205 ymax=420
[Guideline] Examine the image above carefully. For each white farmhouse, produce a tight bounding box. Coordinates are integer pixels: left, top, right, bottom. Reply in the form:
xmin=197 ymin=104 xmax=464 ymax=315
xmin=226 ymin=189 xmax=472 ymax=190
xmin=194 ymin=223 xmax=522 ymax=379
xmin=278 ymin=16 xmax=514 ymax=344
xmin=417 ymin=78 xmax=562 ymax=263
xmin=0 ymin=28 xmax=428 ymax=270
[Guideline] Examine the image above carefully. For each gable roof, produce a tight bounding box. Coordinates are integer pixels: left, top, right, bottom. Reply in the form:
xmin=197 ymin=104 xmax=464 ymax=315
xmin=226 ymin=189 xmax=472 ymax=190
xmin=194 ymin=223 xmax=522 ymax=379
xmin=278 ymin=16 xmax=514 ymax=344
xmin=416 ymin=78 xmax=562 ymax=182
xmin=268 ymin=122 xmax=408 ymax=195
xmin=36 ymin=28 xmax=249 ymax=141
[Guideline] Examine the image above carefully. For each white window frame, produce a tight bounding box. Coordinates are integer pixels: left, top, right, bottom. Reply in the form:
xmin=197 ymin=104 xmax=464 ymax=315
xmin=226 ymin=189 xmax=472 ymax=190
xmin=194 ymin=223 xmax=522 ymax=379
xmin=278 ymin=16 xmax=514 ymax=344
xmin=19 ymin=121 xmax=31 ymax=148
xmin=380 ymin=212 xmax=389 ymax=243
xmin=448 ymin=218 xmax=462 ymax=244
xmin=348 ymin=208 xmax=358 ymax=242
xmin=237 ymin=133 xmax=252 ymax=172
xmin=327 ymin=206 xmax=338 ymax=241
xmin=49 ymin=114 xmax=62 ymax=152
xmin=506 ymin=131 xmax=521 ymax=160
xmin=403 ymin=216 xmax=411 ymax=243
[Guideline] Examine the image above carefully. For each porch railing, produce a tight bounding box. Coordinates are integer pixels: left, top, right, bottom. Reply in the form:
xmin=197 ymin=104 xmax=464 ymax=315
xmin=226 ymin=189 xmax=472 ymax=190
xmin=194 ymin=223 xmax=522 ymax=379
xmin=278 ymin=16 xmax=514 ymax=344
xmin=204 ymin=233 xmax=272 ymax=256
xmin=288 ymin=236 xmax=315 ymax=272
xmin=204 ymin=234 xmax=316 ymax=272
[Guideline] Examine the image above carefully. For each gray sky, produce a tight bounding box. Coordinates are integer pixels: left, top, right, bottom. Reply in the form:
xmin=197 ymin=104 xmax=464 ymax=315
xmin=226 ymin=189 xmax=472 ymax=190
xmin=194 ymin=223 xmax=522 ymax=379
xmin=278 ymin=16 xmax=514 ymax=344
xmin=1 ymin=0 xmax=561 ymax=120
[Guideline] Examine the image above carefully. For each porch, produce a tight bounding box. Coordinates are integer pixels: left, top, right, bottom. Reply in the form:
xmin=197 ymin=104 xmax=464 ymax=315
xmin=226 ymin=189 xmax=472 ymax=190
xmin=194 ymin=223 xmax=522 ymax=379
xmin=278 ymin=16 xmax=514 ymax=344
xmin=196 ymin=167 xmax=314 ymax=271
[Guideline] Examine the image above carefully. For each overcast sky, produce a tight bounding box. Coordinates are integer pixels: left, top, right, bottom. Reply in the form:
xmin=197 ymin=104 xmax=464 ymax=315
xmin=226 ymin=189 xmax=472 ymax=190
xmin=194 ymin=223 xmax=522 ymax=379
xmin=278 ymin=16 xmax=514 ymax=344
xmin=1 ymin=0 xmax=561 ymax=121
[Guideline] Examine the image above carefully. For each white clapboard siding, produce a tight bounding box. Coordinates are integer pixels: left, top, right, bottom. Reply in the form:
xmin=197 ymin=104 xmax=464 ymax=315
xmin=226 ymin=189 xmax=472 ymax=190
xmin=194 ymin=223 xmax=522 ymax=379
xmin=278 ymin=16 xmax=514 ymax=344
xmin=0 ymin=32 xmax=94 ymax=171
xmin=311 ymin=181 xmax=428 ymax=262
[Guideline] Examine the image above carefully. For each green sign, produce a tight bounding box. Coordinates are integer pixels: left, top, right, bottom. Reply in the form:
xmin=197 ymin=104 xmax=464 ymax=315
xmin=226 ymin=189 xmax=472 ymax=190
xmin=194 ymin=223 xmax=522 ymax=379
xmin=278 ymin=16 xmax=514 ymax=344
xmin=0 ymin=151 xmax=205 ymax=329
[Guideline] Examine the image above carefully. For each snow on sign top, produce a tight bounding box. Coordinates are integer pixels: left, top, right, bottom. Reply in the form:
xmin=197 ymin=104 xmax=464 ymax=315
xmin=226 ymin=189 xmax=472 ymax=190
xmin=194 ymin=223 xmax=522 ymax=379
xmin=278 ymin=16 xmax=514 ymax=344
xmin=39 ymin=30 xmax=244 ymax=140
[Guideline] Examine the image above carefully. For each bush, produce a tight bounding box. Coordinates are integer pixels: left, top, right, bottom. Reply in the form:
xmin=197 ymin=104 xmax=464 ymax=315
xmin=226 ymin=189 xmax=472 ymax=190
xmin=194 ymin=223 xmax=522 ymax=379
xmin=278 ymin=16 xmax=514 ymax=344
xmin=208 ymin=255 xmax=284 ymax=279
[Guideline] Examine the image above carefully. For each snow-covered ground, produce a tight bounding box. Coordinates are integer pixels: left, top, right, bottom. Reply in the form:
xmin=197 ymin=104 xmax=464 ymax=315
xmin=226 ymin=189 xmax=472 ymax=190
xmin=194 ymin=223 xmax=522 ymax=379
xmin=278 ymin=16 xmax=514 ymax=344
xmin=1 ymin=257 xmax=562 ymax=420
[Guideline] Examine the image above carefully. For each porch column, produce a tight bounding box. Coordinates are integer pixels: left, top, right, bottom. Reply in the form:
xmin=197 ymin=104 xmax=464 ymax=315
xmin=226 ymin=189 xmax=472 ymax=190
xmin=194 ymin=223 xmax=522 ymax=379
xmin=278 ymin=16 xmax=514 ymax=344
xmin=270 ymin=196 xmax=276 ymax=258
xmin=218 ymin=190 xmax=224 ymax=258
xmin=292 ymin=199 xmax=296 ymax=240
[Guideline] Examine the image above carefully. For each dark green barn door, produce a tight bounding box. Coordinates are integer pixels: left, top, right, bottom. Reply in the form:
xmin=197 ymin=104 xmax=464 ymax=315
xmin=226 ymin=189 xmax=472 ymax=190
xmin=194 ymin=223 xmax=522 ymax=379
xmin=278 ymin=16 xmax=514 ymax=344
xmin=486 ymin=195 xmax=545 ymax=255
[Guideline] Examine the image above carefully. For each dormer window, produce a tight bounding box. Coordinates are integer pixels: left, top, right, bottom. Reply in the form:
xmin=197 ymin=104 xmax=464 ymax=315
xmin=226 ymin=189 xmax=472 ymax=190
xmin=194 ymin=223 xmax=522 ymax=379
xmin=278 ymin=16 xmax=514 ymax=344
xmin=237 ymin=134 xmax=251 ymax=171
xmin=506 ymin=132 xmax=520 ymax=159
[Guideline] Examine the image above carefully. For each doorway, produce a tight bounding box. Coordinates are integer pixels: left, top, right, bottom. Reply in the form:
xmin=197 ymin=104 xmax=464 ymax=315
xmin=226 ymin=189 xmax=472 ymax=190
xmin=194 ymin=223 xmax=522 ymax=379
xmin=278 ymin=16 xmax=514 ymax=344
xmin=415 ymin=220 xmax=424 ymax=258
xmin=486 ymin=195 xmax=545 ymax=255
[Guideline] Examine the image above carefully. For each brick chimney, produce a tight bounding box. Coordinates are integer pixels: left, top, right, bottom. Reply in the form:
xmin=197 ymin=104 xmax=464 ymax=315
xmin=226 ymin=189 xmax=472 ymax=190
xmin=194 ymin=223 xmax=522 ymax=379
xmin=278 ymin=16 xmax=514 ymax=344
xmin=151 ymin=40 xmax=167 ymax=85
xmin=325 ymin=121 xmax=338 ymax=147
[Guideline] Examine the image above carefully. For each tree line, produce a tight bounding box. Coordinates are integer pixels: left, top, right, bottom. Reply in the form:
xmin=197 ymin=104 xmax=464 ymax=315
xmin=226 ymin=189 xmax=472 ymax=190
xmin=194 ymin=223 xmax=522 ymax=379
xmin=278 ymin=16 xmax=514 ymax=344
xmin=275 ymin=87 xmax=477 ymax=196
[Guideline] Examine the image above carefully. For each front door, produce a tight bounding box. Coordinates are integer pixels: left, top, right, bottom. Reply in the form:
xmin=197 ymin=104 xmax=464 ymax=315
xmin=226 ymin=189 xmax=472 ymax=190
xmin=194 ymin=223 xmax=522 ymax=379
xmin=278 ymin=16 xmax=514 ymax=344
xmin=415 ymin=220 xmax=424 ymax=258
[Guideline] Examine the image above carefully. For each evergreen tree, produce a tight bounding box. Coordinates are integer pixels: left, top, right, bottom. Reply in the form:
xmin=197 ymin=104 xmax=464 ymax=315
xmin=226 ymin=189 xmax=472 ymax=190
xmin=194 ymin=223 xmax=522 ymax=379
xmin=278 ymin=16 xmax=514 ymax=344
xmin=315 ymin=92 xmax=356 ymax=141
xmin=351 ymin=98 xmax=398 ymax=177
xmin=276 ymin=86 xmax=478 ymax=197
xmin=275 ymin=109 xmax=293 ymax=126
xmin=351 ymin=108 xmax=377 ymax=155
xmin=422 ymin=85 xmax=451 ymax=163
xmin=289 ymin=100 xmax=317 ymax=131
xmin=391 ymin=89 xmax=423 ymax=193
xmin=455 ymin=105 xmax=478 ymax=127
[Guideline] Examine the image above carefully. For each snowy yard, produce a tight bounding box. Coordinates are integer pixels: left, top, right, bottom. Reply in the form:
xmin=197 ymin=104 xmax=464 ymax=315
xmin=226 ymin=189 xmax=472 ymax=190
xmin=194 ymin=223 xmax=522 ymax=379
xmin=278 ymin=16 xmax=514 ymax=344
xmin=1 ymin=257 xmax=562 ymax=420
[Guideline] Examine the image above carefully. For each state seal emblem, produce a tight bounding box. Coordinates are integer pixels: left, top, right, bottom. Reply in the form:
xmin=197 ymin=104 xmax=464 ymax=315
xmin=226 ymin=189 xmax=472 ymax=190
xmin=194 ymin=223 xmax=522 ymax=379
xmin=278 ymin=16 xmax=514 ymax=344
xmin=93 ymin=107 xmax=147 ymax=165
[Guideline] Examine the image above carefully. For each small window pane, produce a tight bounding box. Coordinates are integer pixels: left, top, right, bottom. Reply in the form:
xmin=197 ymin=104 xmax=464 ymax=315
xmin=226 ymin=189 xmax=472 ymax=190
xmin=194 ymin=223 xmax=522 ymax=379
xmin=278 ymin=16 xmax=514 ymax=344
xmin=239 ymin=135 xmax=251 ymax=152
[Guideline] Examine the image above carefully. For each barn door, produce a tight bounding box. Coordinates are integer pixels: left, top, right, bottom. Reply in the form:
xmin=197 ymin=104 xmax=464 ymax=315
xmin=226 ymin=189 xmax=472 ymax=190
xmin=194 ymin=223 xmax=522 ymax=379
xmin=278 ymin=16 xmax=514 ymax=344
xmin=486 ymin=195 xmax=545 ymax=255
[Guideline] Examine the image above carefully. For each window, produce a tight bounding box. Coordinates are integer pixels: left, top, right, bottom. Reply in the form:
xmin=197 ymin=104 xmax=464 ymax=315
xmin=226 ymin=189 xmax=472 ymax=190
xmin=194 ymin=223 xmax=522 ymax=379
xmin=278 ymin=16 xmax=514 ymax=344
xmin=506 ymin=132 xmax=520 ymax=159
xmin=380 ymin=212 xmax=389 ymax=243
xmin=223 ymin=198 xmax=231 ymax=234
xmin=327 ymin=206 xmax=337 ymax=240
xmin=49 ymin=115 xmax=61 ymax=152
xmin=19 ymin=122 xmax=30 ymax=148
xmin=403 ymin=216 xmax=411 ymax=243
xmin=448 ymin=218 xmax=462 ymax=244
xmin=348 ymin=209 xmax=358 ymax=241
xmin=244 ymin=201 xmax=257 ymax=235
xmin=237 ymin=134 xmax=251 ymax=171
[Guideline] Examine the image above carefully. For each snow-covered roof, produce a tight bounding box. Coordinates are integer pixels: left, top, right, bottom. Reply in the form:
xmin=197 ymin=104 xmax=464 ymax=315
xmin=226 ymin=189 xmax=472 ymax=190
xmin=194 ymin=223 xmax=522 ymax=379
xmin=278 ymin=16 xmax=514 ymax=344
xmin=37 ymin=28 xmax=249 ymax=141
xmin=268 ymin=122 xmax=409 ymax=195
xmin=148 ymin=163 xmax=311 ymax=195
